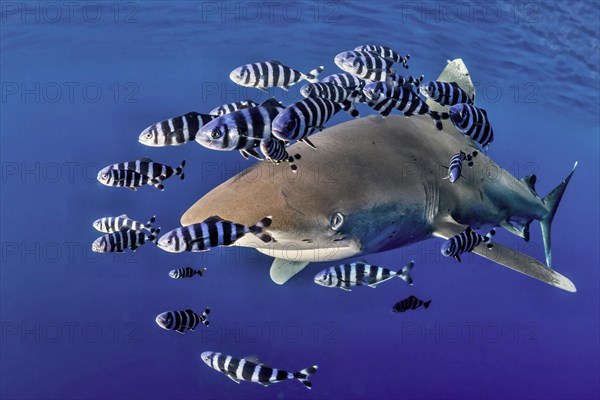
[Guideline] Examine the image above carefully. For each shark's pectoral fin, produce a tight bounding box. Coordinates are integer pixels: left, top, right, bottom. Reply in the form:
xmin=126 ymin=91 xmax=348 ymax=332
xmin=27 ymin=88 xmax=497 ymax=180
xmin=269 ymin=258 xmax=310 ymax=285
xmin=433 ymin=218 xmax=576 ymax=292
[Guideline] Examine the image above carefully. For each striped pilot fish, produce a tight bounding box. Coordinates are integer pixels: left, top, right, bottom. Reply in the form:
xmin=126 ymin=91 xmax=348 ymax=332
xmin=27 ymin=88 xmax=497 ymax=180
xmin=168 ymin=267 xmax=206 ymax=279
xmin=155 ymin=308 xmax=210 ymax=334
xmin=392 ymin=296 xmax=432 ymax=313
xmin=441 ymin=226 xmax=496 ymax=262
xmin=93 ymin=214 xmax=157 ymax=234
xmin=157 ymin=216 xmax=273 ymax=253
xmin=195 ymin=98 xmax=284 ymax=160
xmin=299 ymin=82 xmax=361 ymax=117
xmin=201 ymin=352 xmax=318 ymax=389
xmin=271 ymin=95 xmax=358 ymax=148
xmin=138 ymin=112 xmax=216 ymax=147
xmin=229 ymin=60 xmax=323 ymax=91
xmin=386 ymin=72 xmax=424 ymax=88
xmin=320 ymin=72 xmax=365 ymax=88
xmin=421 ymin=81 xmax=474 ymax=106
xmin=449 ymin=103 xmax=494 ymax=149
xmin=336 ymin=51 xmax=396 ymax=82
xmin=354 ymin=44 xmax=410 ymax=68
xmin=209 ymin=100 xmax=259 ymax=116
xmin=101 ymin=157 xmax=185 ymax=182
xmin=444 ymin=150 xmax=478 ymax=183
xmin=314 ymin=261 xmax=415 ymax=291
xmin=259 ymin=137 xmax=301 ymax=172
xmin=363 ymin=81 xmax=448 ymax=130
xmin=91 ymin=228 xmax=160 ymax=253
xmin=96 ymin=169 xmax=163 ymax=191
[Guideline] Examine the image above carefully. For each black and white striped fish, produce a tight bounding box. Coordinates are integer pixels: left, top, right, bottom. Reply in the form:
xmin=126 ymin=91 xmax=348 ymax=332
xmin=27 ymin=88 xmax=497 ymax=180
xmin=101 ymin=158 xmax=185 ymax=182
xmin=313 ymin=261 xmax=414 ymax=291
xmin=229 ymin=61 xmax=323 ymax=91
xmin=201 ymin=352 xmax=318 ymax=389
xmin=354 ymin=44 xmax=410 ymax=68
xmin=91 ymin=228 xmax=160 ymax=253
xmin=320 ymin=72 xmax=365 ymax=88
xmin=209 ymin=100 xmax=259 ymax=116
xmin=97 ymin=169 xmax=163 ymax=191
xmin=260 ymin=137 xmax=301 ymax=172
xmin=271 ymin=95 xmax=357 ymax=147
xmin=195 ymin=98 xmax=284 ymax=160
xmin=168 ymin=267 xmax=206 ymax=279
xmin=441 ymin=226 xmax=496 ymax=262
xmin=421 ymin=81 xmax=474 ymax=106
xmin=157 ymin=216 xmax=273 ymax=253
xmin=449 ymin=103 xmax=494 ymax=148
xmin=92 ymin=214 xmax=157 ymax=234
xmin=299 ymin=82 xmax=360 ymax=117
xmin=444 ymin=151 xmax=478 ymax=183
xmin=337 ymin=52 xmax=396 ymax=82
xmin=392 ymin=296 xmax=432 ymax=313
xmin=363 ymin=82 xmax=448 ymax=130
xmin=386 ymin=72 xmax=424 ymax=88
xmin=155 ymin=308 xmax=210 ymax=334
xmin=138 ymin=112 xmax=216 ymax=147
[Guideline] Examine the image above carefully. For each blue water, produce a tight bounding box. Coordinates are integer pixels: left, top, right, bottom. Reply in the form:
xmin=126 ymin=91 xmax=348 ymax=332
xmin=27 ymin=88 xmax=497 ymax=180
xmin=1 ymin=1 xmax=599 ymax=399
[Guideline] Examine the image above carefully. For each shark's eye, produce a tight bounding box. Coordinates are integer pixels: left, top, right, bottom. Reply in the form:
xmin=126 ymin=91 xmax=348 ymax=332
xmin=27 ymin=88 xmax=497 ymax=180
xmin=330 ymin=212 xmax=345 ymax=231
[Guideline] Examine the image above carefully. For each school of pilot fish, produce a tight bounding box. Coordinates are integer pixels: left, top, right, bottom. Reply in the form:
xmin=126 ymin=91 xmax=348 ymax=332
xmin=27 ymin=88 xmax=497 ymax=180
xmin=91 ymin=44 xmax=508 ymax=390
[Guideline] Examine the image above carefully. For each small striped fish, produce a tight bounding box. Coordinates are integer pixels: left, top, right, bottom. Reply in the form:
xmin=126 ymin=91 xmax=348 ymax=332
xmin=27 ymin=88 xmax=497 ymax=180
xmin=386 ymin=72 xmax=424 ymax=88
xmin=101 ymin=157 xmax=185 ymax=182
xmin=363 ymin=82 xmax=448 ymax=130
xmin=209 ymin=100 xmax=259 ymax=116
xmin=271 ymin=96 xmax=357 ymax=147
xmin=157 ymin=216 xmax=273 ymax=253
xmin=444 ymin=151 xmax=478 ymax=183
xmin=92 ymin=214 xmax=157 ymax=234
xmin=392 ymin=296 xmax=432 ymax=313
xmin=449 ymin=103 xmax=494 ymax=148
xmin=168 ymin=267 xmax=206 ymax=279
xmin=260 ymin=137 xmax=301 ymax=172
xmin=314 ymin=261 xmax=414 ymax=291
xmin=354 ymin=44 xmax=410 ymax=68
xmin=196 ymin=98 xmax=284 ymax=160
xmin=320 ymin=72 xmax=365 ymax=88
xmin=230 ymin=60 xmax=323 ymax=91
xmin=139 ymin=112 xmax=216 ymax=147
xmin=441 ymin=226 xmax=496 ymax=262
xmin=97 ymin=169 xmax=163 ymax=191
xmin=91 ymin=228 xmax=160 ymax=253
xmin=338 ymin=53 xmax=396 ymax=82
xmin=299 ymin=82 xmax=360 ymax=117
xmin=421 ymin=81 xmax=474 ymax=106
xmin=333 ymin=50 xmax=375 ymax=69
xmin=155 ymin=308 xmax=210 ymax=334
xmin=201 ymin=352 xmax=318 ymax=389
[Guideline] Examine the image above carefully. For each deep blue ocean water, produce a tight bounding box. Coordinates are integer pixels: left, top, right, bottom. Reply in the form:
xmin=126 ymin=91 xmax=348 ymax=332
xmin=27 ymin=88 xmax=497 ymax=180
xmin=1 ymin=1 xmax=599 ymax=399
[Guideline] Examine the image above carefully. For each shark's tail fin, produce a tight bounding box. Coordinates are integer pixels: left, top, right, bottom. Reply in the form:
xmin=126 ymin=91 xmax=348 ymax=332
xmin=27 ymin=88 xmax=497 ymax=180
xmin=540 ymin=162 xmax=578 ymax=268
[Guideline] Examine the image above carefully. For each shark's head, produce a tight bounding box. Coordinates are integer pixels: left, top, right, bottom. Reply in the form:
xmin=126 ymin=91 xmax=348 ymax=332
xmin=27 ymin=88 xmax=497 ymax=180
xmin=155 ymin=312 xmax=173 ymax=330
xmin=195 ymin=115 xmax=240 ymax=151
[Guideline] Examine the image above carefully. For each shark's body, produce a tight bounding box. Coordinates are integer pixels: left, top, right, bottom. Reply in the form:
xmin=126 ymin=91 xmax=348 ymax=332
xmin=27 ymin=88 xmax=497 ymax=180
xmin=182 ymin=60 xmax=576 ymax=292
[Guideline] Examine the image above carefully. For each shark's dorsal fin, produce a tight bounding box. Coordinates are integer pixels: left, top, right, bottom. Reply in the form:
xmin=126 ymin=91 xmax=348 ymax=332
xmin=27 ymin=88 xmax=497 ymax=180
xmin=269 ymin=258 xmax=310 ymax=285
xmin=433 ymin=217 xmax=575 ymax=292
xmin=521 ymin=174 xmax=538 ymax=195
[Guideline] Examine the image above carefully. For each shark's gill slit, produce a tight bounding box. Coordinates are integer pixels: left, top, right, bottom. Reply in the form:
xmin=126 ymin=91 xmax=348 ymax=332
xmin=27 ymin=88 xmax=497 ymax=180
xmin=330 ymin=212 xmax=345 ymax=231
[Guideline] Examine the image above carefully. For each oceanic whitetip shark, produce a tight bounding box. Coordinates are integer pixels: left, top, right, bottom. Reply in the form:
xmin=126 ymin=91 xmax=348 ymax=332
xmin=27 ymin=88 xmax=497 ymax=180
xmin=181 ymin=59 xmax=577 ymax=292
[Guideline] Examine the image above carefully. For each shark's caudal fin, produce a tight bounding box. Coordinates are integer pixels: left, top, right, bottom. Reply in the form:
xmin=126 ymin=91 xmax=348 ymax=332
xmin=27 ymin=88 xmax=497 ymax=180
xmin=433 ymin=218 xmax=576 ymax=292
xmin=540 ymin=162 xmax=578 ymax=268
